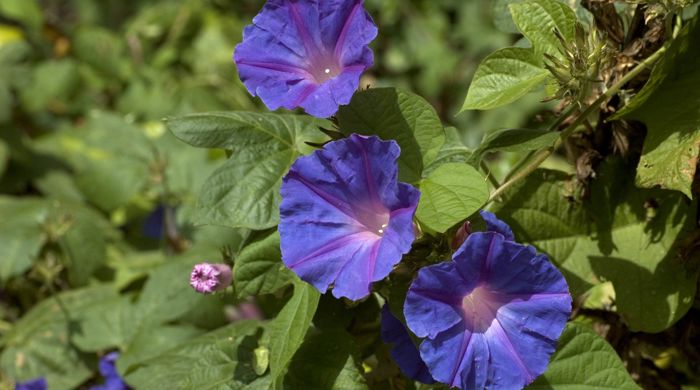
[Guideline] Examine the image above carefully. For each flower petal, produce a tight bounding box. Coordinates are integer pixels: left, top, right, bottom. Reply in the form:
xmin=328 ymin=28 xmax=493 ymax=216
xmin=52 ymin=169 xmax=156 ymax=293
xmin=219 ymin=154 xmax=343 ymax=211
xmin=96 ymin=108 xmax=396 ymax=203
xmin=419 ymin=324 xmax=489 ymax=389
xmin=404 ymin=262 xmax=471 ymax=338
xmin=480 ymin=210 xmax=514 ymax=241
xmin=233 ymin=0 xmax=376 ymax=117
xmin=380 ymin=306 xmax=435 ymax=384
xmin=405 ymin=213 xmax=572 ymax=389
xmin=280 ymin=135 xmax=419 ymax=300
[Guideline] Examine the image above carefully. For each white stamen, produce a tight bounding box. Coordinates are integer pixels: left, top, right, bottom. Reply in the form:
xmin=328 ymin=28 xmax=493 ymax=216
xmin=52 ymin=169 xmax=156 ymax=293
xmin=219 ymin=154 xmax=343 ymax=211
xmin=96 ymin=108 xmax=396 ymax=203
xmin=324 ymin=68 xmax=331 ymax=74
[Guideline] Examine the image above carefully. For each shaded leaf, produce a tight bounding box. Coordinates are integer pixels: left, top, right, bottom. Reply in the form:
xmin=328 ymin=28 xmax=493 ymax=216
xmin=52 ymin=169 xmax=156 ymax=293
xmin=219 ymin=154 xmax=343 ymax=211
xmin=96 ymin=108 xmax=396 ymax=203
xmin=614 ymin=17 xmax=700 ymax=198
xmin=491 ymin=162 xmax=698 ymax=332
xmin=337 ymin=88 xmax=446 ymax=183
xmin=284 ymin=330 xmax=368 ymax=390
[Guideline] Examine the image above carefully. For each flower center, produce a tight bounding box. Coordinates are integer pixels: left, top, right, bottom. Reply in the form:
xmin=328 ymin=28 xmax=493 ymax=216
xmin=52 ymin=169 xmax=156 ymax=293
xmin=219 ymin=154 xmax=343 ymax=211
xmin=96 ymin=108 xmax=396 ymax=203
xmin=461 ymin=286 xmax=500 ymax=332
xmin=308 ymin=53 xmax=342 ymax=84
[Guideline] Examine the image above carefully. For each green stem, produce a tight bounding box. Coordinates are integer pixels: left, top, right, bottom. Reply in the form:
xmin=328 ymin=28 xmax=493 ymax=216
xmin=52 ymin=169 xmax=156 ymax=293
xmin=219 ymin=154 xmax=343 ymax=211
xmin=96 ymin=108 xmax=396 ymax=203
xmin=488 ymin=45 xmax=668 ymax=203
xmin=480 ymin=161 xmax=501 ymax=189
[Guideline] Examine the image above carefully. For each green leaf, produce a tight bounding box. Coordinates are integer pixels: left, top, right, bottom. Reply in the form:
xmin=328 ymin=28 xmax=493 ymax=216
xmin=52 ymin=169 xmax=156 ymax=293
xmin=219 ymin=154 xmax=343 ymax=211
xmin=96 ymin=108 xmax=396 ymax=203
xmin=0 ymin=139 xmax=8 ymax=177
xmin=509 ymin=0 xmax=577 ymax=58
xmin=469 ymin=128 xmax=559 ymax=164
xmin=73 ymin=252 xmax=227 ymax=353
xmin=527 ymin=323 xmax=639 ymax=389
xmin=19 ymin=59 xmax=80 ymax=114
xmin=0 ymin=287 xmax=117 ymax=390
xmin=284 ymin=330 xmax=368 ymax=390
xmin=0 ymin=197 xmax=49 ymax=282
xmin=117 ymin=325 xmax=204 ymax=375
xmin=337 ymin=88 xmax=446 ymax=183
xmin=72 ymin=26 xmax=130 ymax=81
xmin=34 ymin=112 xmax=153 ymax=211
xmin=70 ymin=295 xmax=134 ymax=352
xmin=0 ymin=0 xmax=43 ymax=32
xmin=462 ymin=48 xmax=549 ymax=110
xmin=265 ymin=279 xmax=321 ymax=385
xmin=124 ymin=321 xmax=270 ymax=390
xmin=613 ymin=17 xmax=700 ymax=198
xmin=491 ymin=161 xmax=698 ymax=332
xmin=0 ymin=81 xmax=11 ymax=123
xmin=416 ymin=163 xmax=489 ymax=233
xmin=233 ymin=231 xmax=294 ymax=299
xmin=58 ymin=203 xmax=111 ymax=287
xmin=168 ymin=112 xmax=328 ymax=229
xmin=423 ymin=127 xmax=472 ymax=176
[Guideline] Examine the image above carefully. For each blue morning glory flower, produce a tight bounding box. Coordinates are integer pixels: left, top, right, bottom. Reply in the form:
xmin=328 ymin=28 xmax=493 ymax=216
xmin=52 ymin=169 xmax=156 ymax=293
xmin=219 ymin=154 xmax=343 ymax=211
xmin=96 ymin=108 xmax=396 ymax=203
xmin=89 ymin=352 xmax=130 ymax=390
xmin=14 ymin=378 xmax=46 ymax=390
xmin=380 ymin=305 xmax=435 ymax=384
xmin=404 ymin=211 xmax=571 ymax=389
xmin=279 ymin=134 xmax=420 ymax=300
xmin=233 ymin=0 xmax=377 ymax=118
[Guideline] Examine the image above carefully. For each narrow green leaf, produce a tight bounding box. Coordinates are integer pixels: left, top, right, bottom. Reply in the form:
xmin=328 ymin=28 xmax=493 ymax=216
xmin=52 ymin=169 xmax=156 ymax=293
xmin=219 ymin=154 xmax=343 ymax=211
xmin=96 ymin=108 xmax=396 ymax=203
xmin=168 ymin=112 xmax=328 ymax=229
xmin=233 ymin=231 xmax=294 ymax=299
xmin=469 ymin=128 xmax=559 ymax=164
xmin=462 ymin=47 xmax=549 ymax=110
xmin=337 ymin=88 xmax=446 ymax=183
xmin=416 ymin=163 xmax=489 ymax=233
xmin=509 ymin=0 xmax=577 ymax=57
xmin=528 ymin=323 xmax=639 ymax=389
xmin=614 ymin=17 xmax=700 ymax=198
xmin=265 ymin=279 xmax=321 ymax=385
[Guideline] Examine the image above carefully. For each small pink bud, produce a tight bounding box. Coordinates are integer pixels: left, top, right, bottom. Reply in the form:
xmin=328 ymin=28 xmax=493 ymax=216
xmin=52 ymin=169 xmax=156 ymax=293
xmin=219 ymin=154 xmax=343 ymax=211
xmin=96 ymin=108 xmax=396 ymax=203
xmin=189 ymin=263 xmax=232 ymax=294
xmin=451 ymin=221 xmax=472 ymax=250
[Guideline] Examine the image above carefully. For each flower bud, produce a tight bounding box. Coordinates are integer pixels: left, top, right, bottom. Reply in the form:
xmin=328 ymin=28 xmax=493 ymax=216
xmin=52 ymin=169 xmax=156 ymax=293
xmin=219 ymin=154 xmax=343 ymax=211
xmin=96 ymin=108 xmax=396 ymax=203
xmin=189 ymin=263 xmax=232 ymax=294
xmin=451 ymin=221 xmax=472 ymax=251
xmin=544 ymin=24 xmax=608 ymax=106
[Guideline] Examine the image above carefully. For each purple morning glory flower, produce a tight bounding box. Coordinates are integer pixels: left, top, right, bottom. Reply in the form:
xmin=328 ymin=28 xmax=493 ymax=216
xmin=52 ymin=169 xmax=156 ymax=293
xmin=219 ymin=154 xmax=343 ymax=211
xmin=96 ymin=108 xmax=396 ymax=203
xmin=279 ymin=134 xmax=420 ymax=300
xmin=189 ymin=263 xmax=233 ymax=294
xmin=15 ymin=378 xmax=46 ymax=390
xmin=89 ymin=352 xmax=130 ymax=390
xmin=233 ymin=0 xmax=377 ymax=118
xmin=380 ymin=305 xmax=435 ymax=384
xmin=90 ymin=352 xmax=130 ymax=390
xmin=404 ymin=211 xmax=571 ymax=389
xmin=142 ymin=204 xmax=165 ymax=239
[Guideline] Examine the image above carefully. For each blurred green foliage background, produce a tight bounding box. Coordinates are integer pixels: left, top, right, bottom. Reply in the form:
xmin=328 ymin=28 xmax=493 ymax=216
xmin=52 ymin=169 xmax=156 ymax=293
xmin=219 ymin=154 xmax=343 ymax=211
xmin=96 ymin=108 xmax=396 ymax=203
xmin=0 ymin=1 xmax=549 ymax=388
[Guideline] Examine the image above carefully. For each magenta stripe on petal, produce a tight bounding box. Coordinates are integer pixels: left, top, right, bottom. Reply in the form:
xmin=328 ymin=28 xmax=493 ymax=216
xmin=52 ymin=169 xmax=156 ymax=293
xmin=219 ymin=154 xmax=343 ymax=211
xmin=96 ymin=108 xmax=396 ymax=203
xmin=404 ymin=212 xmax=572 ymax=389
xmin=279 ymin=135 xmax=419 ymax=301
xmin=234 ymin=0 xmax=377 ymax=118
